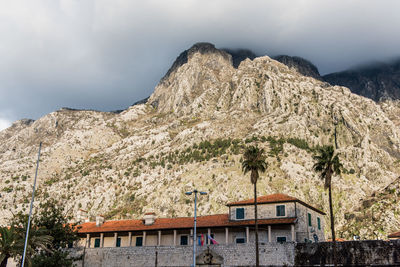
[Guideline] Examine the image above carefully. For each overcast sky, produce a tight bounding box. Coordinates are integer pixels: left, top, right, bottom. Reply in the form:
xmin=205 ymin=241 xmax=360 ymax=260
xmin=1 ymin=0 xmax=399 ymax=131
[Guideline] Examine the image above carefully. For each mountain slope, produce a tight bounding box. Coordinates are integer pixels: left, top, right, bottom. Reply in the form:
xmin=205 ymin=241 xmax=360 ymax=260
xmin=0 ymin=43 xmax=399 ymax=240
xmin=274 ymin=55 xmax=322 ymax=80
xmin=323 ymin=59 xmax=400 ymax=101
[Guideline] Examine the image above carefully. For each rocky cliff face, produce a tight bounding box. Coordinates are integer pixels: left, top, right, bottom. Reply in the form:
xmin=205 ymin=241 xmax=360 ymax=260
xmin=1 ymin=43 xmax=399 ymax=240
xmin=274 ymin=55 xmax=322 ymax=81
xmin=323 ymin=59 xmax=400 ymax=101
xmin=274 ymin=55 xmax=400 ymax=102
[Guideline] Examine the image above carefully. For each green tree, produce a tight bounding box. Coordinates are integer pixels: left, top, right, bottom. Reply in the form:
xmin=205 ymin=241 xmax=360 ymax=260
xmin=30 ymin=198 xmax=80 ymax=267
xmin=242 ymin=145 xmax=268 ymax=267
xmin=7 ymin=197 xmax=79 ymax=267
xmin=0 ymin=226 xmax=23 ymax=267
xmin=313 ymin=145 xmax=342 ymax=267
xmin=10 ymin=213 xmax=53 ymax=267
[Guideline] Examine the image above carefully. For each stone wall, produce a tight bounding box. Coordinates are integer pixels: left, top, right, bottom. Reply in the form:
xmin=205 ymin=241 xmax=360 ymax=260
xmin=72 ymin=243 xmax=295 ymax=267
xmin=295 ymin=240 xmax=400 ymax=266
xmin=70 ymin=240 xmax=400 ymax=266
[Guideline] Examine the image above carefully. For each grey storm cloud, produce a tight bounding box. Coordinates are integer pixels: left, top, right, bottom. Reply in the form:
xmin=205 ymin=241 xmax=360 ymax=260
xmin=1 ymin=0 xmax=400 ymax=130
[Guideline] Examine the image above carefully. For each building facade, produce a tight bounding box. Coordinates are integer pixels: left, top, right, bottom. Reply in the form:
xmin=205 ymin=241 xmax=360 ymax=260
xmin=76 ymin=193 xmax=325 ymax=249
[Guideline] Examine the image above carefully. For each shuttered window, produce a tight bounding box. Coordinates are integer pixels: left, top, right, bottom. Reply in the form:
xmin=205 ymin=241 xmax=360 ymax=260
xmin=236 ymin=208 xmax=245 ymax=219
xmin=276 ymin=205 xmax=285 ymax=216
xmin=135 ymin=237 xmax=143 ymax=247
xmin=94 ymin=238 xmax=100 ymax=248
xmin=277 ymin=237 xmax=287 ymax=243
xmin=180 ymin=235 xmax=188 ymax=245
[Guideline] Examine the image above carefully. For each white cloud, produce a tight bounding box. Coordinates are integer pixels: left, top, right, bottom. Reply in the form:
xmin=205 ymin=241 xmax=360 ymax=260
xmin=0 ymin=118 xmax=11 ymax=131
xmin=0 ymin=0 xmax=399 ymax=122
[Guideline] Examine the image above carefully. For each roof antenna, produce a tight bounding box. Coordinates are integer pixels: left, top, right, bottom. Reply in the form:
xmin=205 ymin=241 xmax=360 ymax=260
xmin=21 ymin=142 xmax=42 ymax=267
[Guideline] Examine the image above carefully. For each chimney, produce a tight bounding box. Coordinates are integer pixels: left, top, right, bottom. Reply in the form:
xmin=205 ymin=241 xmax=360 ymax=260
xmin=96 ymin=215 xmax=105 ymax=227
xmin=77 ymin=209 xmax=88 ymax=223
xmin=143 ymin=212 xmax=156 ymax=225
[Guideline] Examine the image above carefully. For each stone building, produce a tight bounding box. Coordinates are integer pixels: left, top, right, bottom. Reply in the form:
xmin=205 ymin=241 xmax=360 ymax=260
xmin=76 ymin=193 xmax=325 ymax=248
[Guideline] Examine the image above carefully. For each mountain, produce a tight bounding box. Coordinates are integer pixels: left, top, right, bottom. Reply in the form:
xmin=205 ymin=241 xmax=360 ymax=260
xmin=1 ymin=42 xmax=399 ymax=240
xmin=274 ymin=55 xmax=322 ymax=81
xmin=323 ymin=59 xmax=400 ymax=101
xmin=274 ymin=55 xmax=400 ymax=102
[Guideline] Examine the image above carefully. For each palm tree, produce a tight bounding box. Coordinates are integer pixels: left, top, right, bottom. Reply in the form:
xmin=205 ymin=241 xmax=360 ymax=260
xmin=9 ymin=213 xmax=53 ymax=267
xmin=0 ymin=226 xmax=23 ymax=267
xmin=313 ymin=145 xmax=342 ymax=266
xmin=242 ymin=145 xmax=268 ymax=267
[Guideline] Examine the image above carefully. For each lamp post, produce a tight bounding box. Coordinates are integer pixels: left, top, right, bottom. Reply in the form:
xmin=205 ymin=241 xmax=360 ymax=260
xmin=185 ymin=189 xmax=207 ymax=267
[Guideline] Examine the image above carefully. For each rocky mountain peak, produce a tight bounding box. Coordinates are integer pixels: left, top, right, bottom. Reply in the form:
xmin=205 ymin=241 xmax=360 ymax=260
xmin=149 ymin=43 xmax=235 ymax=113
xmin=274 ymin=55 xmax=321 ymax=80
xmin=159 ymin=42 xmax=232 ymax=84
xmin=222 ymin=48 xmax=257 ymax=68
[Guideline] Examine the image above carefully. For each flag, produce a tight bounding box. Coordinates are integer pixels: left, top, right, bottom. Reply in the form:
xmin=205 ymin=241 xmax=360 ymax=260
xmin=200 ymin=234 xmax=205 ymax=246
xmin=208 ymin=234 xmax=219 ymax=245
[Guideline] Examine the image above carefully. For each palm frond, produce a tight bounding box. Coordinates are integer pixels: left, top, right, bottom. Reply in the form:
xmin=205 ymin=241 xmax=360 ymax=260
xmin=312 ymin=145 xmax=341 ymax=188
xmin=242 ymin=145 xmax=268 ymax=184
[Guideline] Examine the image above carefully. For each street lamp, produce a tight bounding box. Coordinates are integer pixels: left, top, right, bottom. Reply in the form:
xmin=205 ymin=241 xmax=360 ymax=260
xmin=185 ymin=189 xmax=207 ymax=267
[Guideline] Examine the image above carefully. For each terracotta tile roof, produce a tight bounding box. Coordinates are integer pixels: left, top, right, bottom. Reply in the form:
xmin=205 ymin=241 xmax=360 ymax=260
xmin=326 ymin=238 xmax=346 ymax=242
xmin=226 ymin=193 xmax=325 ymax=215
xmin=227 ymin=194 xmax=297 ymax=205
xmin=388 ymin=231 xmax=400 ymax=238
xmin=77 ymin=214 xmax=296 ymax=234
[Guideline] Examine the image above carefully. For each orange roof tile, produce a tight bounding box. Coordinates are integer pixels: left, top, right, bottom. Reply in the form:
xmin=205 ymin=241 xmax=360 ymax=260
xmin=326 ymin=238 xmax=346 ymax=242
xmin=227 ymin=193 xmax=325 ymax=215
xmin=388 ymin=231 xmax=400 ymax=238
xmin=77 ymin=214 xmax=296 ymax=234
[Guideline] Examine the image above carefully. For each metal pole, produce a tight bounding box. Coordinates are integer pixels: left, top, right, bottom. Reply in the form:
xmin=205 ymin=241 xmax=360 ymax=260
xmin=193 ymin=190 xmax=197 ymax=267
xmin=21 ymin=142 xmax=42 ymax=267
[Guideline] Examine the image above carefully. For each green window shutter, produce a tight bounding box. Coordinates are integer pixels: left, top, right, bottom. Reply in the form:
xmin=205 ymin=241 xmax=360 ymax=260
xmin=235 ymin=238 xmax=245 ymax=244
xmin=276 ymin=205 xmax=285 ymax=216
xmin=236 ymin=208 xmax=245 ymax=219
xmin=135 ymin=237 xmax=143 ymax=247
xmin=317 ymin=217 xmax=321 ymax=230
xmin=308 ymin=213 xmax=312 ymax=227
xmin=277 ymin=237 xmax=286 ymax=243
xmin=180 ymin=235 xmax=188 ymax=245
xmin=116 ymin=237 xmax=121 ymax=247
xmin=94 ymin=238 xmax=100 ymax=248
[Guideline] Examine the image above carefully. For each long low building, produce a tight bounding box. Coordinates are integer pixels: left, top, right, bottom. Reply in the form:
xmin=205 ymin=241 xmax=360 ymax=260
xmin=76 ymin=193 xmax=326 ymax=248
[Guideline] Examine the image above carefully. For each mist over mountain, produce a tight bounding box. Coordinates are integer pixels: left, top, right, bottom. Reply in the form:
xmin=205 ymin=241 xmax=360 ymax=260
xmin=273 ymin=55 xmax=400 ymax=102
xmin=273 ymin=55 xmax=322 ymax=81
xmin=323 ymin=59 xmax=400 ymax=101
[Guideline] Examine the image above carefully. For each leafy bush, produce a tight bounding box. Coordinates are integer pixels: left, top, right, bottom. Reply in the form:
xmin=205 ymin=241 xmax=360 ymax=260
xmin=287 ymin=138 xmax=310 ymax=151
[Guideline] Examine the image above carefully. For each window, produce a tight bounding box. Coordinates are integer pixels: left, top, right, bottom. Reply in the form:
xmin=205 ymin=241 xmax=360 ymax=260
xmin=94 ymin=238 xmax=100 ymax=248
xmin=277 ymin=237 xmax=287 ymax=243
xmin=317 ymin=217 xmax=321 ymax=230
xmin=135 ymin=236 xmax=143 ymax=247
xmin=308 ymin=213 xmax=312 ymax=227
xmin=180 ymin=235 xmax=188 ymax=245
xmin=276 ymin=205 xmax=285 ymax=217
xmin=236 ymin=208 xmax=245 ymax=220
xmin=235 ymin=237 xmax=246 ymax=244
xmin=116 ymin=237 xmax=121 ymax=247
